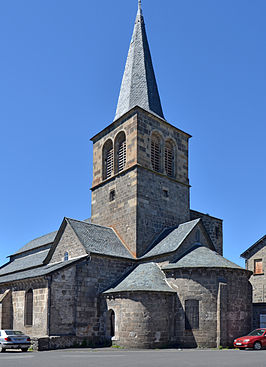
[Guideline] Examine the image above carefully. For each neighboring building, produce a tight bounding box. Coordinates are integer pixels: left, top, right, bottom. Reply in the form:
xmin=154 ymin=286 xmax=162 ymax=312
xmin=0 ymin=2 xmax=252 ymax=350
xmin=241 ymin=236 xmax=266 ymax=329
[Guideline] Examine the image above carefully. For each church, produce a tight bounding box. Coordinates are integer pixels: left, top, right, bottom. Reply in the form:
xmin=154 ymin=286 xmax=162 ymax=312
xmin=0 ymin=1 xmax=252 ymax=350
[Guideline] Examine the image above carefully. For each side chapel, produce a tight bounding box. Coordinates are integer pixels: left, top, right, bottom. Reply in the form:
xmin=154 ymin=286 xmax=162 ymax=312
xmin=0 ymin=1 xmax=252 ymax=350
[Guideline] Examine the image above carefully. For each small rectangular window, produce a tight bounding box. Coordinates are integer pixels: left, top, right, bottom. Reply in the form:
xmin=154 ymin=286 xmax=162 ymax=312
xmin=109 ymin=190 xmax=116 ymax=202
xmin=254 ymin=259 xmax=263 ymax=274
xmin=185 ymin=299 xmax=199 ymax=330
xmin=163 ymin=189 xmax=169 ymax=198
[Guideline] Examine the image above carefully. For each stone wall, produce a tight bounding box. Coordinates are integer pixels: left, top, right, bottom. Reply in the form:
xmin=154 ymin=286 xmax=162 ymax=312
xmin=1 ymin=279 xmax=49 ymax=337
xmin=91 ymin=107 xmax=191 ymax=258
xmin=105 ymin=292 xmax=175 ymax=348
xmin=137 ymin=110 xmax=190 ymax=186
xmin=245 ymin=238 xmax=266 ymax=303
xmin=0 ymin=290 xmax=12 ymax=329
xmin=91 ymin=111 xmax=138 ymax=188
xmin=49 ymin=222 xmax=87 ymax=264
xmin=190 ymin=210 xmax=223 ymax=255
xmin=50 ymin=266 xmax=77 ymax=335
xmin=74 ymin=255 xmax=134 ymax=338
xmin=164 ymin=268 xmax=251 ymax=347
xmin=137 ymin=166 xmax=190 ymax=257
xmin=91 ymin=168 xmax=138 ymax=256
xmin=31 ymin=335 xmax=108 ymax=351
xmin=49 ymin=254 xmax=134 ymax=339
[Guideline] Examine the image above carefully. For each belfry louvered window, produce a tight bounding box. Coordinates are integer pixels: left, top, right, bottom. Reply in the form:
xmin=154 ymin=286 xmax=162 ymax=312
xmin=106 ymin=148 xmax=114 ymax=178
xmin=165 ymin=140 xmax=174 ymax=177
xmin=114 ymin=131 xmax=126 ymax=174
xmin=151 ymin=133 xmax=161 ymax=172
xmin=103 ymin=140 xmax=114 ymax=180
xmin=25 ymin=289 xmax=33 ymax=326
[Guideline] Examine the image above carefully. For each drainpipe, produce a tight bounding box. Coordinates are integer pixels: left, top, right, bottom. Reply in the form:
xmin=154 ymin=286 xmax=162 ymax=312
xmin=46 ymin=276 xmax=52 ymax=336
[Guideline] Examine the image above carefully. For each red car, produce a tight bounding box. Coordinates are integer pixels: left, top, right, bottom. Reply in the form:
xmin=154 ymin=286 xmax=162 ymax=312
xmin=234 ymin=328 xmax=266 ymax=350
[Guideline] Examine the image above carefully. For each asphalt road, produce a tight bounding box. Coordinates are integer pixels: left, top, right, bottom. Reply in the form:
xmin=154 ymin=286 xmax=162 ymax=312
xmin=1 ymin=348 xmax=266 ymax=367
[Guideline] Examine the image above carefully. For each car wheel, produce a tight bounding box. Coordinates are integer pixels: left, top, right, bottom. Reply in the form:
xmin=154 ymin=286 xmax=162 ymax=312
xmin=253 ymin=342 xmax=262 ymax=350
xmin=21 ymin=348 xmax=28 ymax=352
xmin=0 ymin=345 xmax=6 ymax=353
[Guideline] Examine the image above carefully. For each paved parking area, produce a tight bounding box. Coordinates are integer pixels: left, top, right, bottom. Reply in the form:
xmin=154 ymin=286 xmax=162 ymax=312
xmin=0 ymin=348 xmax=266 ymax=367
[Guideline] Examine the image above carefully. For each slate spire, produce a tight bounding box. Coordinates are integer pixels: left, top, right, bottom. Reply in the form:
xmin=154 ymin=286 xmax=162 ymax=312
xmin=114 ymin=1 xmax=164 ymax=120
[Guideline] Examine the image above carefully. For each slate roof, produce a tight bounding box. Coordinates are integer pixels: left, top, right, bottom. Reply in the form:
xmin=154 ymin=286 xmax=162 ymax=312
xmin=104 ymin=262 xmax=175 ymax=294
xmin=13 ymin=218 xmax=91 ymax=256
xmin=14 ymin=231 xmax=57 ymax=255
xmin=114 ymin=1 xmax=164 ymax=121
xmin=67 ymin=218 xmax=134 ymax=259
xmin=163 ymin=245 xmax=243 ymax=270
xmin=141 ymin=219 xmax=201 ymax=258
xmin=240 ymin=235 xmax=266 ymax=259
xmin=0 ymin=249 xmax=50 ymax=276
xmin=0 ymin=256 xmax=88 ymax=284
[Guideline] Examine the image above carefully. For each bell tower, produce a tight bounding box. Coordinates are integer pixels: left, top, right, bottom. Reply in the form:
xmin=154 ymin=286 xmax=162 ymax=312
xmin=90 ymin=1 xmax=191 ymax=258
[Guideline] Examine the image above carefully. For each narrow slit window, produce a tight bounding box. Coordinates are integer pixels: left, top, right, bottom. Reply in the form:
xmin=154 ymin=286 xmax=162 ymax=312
xmin=64 ymin=252 xmax=69 ymax=261
xmin=109 ymin=189 xmax=116 ymax=202
xmin=25 ymin=289 xmax=33 ymax=326
xmin=151 ymin=134 xmax=161 ymax=172
xmin=165 ymin=141 xmax=174 ymax=177
xmin=254 ymin=259 xmax=263 ymax=274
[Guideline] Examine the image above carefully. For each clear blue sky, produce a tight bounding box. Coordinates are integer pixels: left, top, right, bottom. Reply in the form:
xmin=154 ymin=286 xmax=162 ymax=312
xmin=0 ymin=0 xmax=265 ymax=267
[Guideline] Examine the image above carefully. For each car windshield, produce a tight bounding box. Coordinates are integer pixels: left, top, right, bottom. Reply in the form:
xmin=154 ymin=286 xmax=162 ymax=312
xmin=5 ymin=330 xmax=24 ymax=336
xmin=248 ymin=329 xmax=265 ymax=336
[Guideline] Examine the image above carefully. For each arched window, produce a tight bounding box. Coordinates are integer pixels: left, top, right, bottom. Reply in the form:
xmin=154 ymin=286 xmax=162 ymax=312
xmin=114 ymin=131 xmax=126 ymax=174
xmin=25 ymin=289 xmax=33 ymax=326
xmin=103 ymin=140 xmax=114 ymax=180
xmin=151 ymin=133 xmax=161 ymax=172
xmin=165 ymin=140 xmax=175 ymax=177
xmin=64 ymin=252 xmax=69 ymax=261
xmin=109 ymin=309 xmax=115 ymax=337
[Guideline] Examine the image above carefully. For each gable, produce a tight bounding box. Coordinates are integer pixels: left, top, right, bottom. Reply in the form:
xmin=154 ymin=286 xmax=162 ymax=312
xmin=241 ymin=235 xmax=266 ymax=259
xmin=169 ymin=222 xmax=215 ymax=261
xmin=141 ymin=219 xmax=215 ymax=260
xmin=48 ymin=221 xmax=87 ymax=264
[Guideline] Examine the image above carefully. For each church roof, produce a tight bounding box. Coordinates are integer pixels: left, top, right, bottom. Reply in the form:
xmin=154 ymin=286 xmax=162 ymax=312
xmin=114 ymin=0 xmax=164 ymax=121
xmin=14 ymin=231 xmax=57 ymax=255
xmin=162 ymin=245 xmax=243 ymax=270
xmin=0 ymin=256 xmax=88 ymax=284
xmin=104 ymin=262 xmax=175 ymax=294
xmin=66 ymin=218 xmax=134 ymax=259
xmin=12 ymin=218 xmax=91 ymax=256
xmin=141 ymin=219 xmax=201 ymax=258
xmin=0 ymin=249 xmax=50 ymax=276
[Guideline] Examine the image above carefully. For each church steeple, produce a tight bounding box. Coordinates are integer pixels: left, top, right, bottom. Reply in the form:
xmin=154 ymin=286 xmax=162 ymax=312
xmin=114 ymin=1 xmax=164 ymax=121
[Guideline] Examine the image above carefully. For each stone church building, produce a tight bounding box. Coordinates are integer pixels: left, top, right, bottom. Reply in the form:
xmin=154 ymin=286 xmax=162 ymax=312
xmin=0 ymin=1 xmax=252 ymax=350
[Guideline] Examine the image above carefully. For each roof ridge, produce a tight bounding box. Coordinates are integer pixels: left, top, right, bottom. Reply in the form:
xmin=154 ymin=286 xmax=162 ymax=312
xmin=66 ymin=217 xmax=114 ymax=231
xmin=141 ymin=218 xmax=201 ymax=259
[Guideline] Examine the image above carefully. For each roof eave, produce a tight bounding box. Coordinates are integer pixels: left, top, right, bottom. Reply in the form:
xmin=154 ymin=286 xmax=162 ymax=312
xmin=90 ymin=106 xmax=192 ymax=143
